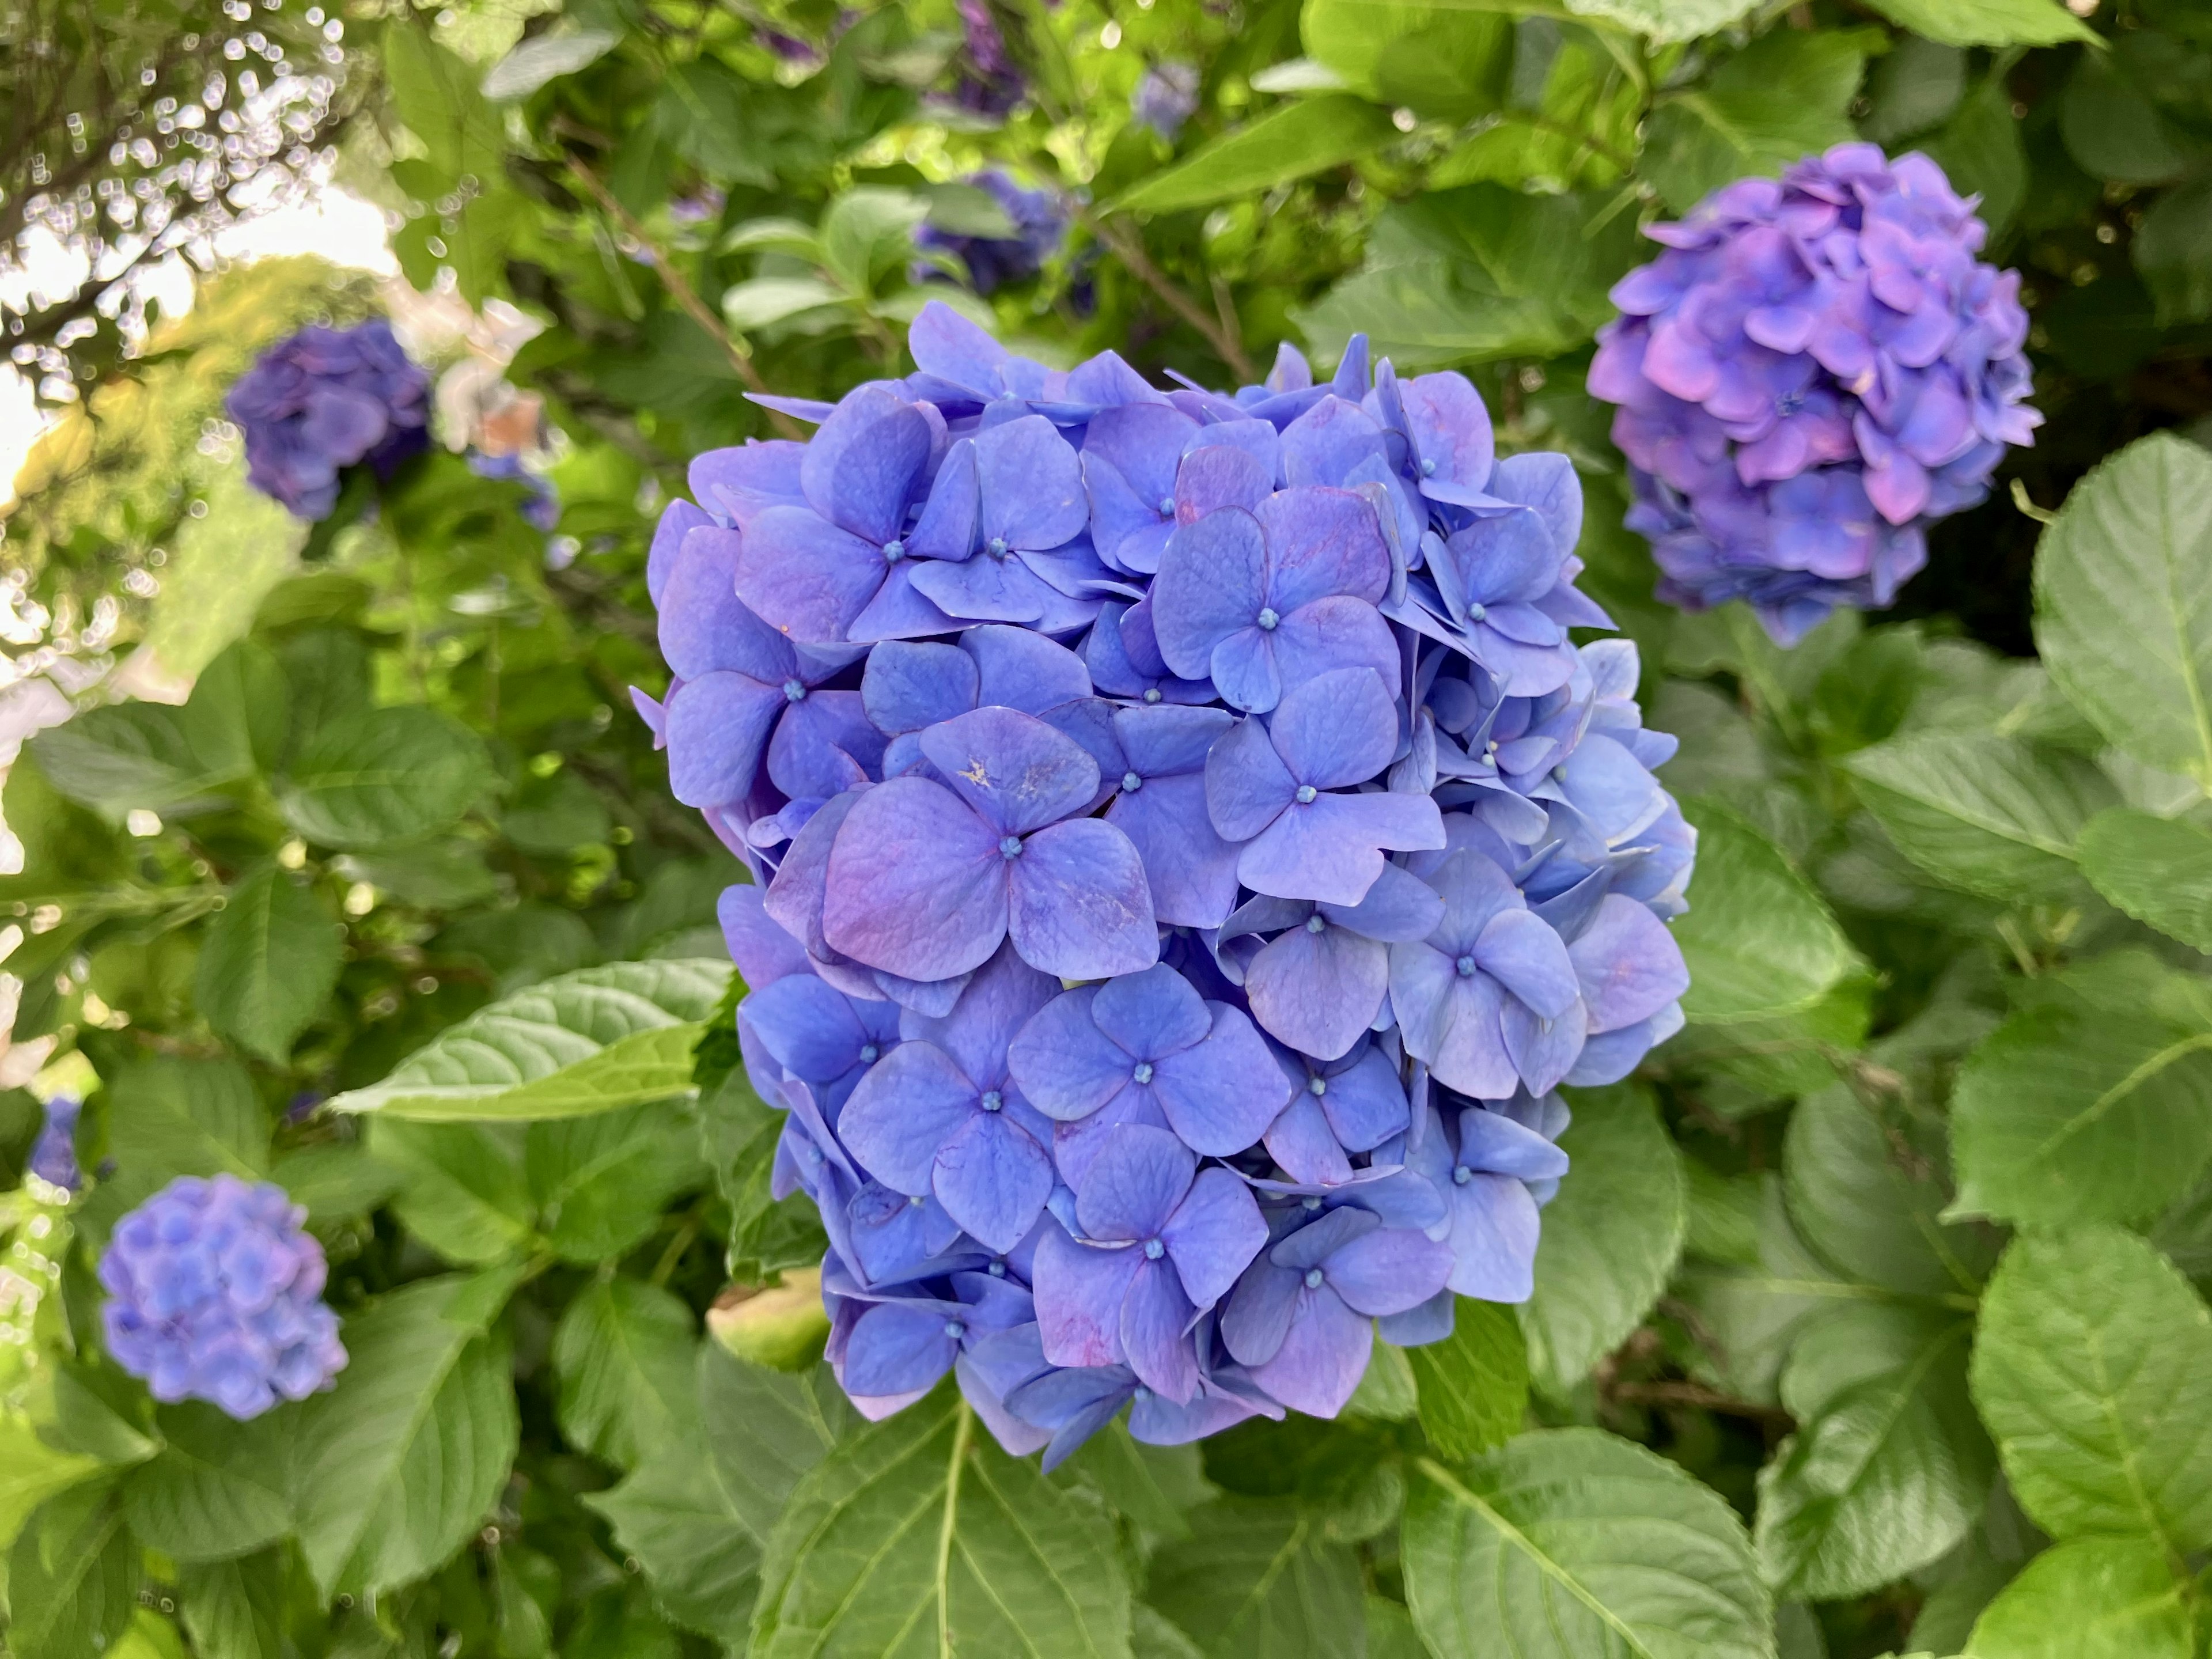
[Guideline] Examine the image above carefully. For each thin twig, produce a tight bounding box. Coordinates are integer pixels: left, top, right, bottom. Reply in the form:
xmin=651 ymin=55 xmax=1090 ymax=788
xmin=1077 ymin=205 xmax=1256 ymax=382
xmin=1604 ymin=1380 xmax=1796 ymax=1428
xmin=564 ymin=154 xmax=805 ymax=440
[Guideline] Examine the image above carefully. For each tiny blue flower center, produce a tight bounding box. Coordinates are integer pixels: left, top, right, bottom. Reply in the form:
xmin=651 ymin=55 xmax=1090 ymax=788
xmin=988 ymin=1259 xmax=1007 ymax=1277
xmin=1132 ymin=1384 xmax=1153 ymax=1403
xmin=987 ymin=536 xmax=1010 ymax=559
xmin=1142 ymin=688 xmax=1163 ymax=703
xmin=1301 ymin=1195 xmax=1323 ymax=1211
xmin=1296 ymin=784 xmax=1318 ymax=804
xmin=882 ymin=539 xmax=905 ymax=563
xmin=944 ymin=1319 xmax=967 ymax=1340
xmin=783 ymin=678 xmax=807 ymax=702
xmin=1143 ymin=1238 xmax=1165 ymax=1260
xmin=1132 ymin=1062 xmax=1155 ymax=1085
xmin=1421 ymin=456 xmax=1437 ymax=477
xmin=1304 ymin=1268 xmax=1325 ymax=1289
xmin=1456 ymin=955 xmax=1479 ymax=978
xmin=859 ymin=1044 xmax=880 ymax=1064
xmin=1305 ymin=914 xmax=1327 ymax=934
xmin=1453 ymin=1164 xmax=1474 ymax=1185
xmin=1551 ymin=765 xmax=1569 ymax=783
xmin=1157 ymin=496 xmax=1176 ymax=517
xmin=1308 ymin=1075 xmax=1328 ymax=1096
xmin=1121 ymin=771 xmax=1143 ymax=793
xmin=1465 ymin=601 xmax=1486 ymax=622
xmin=1777 ymin=389 xmax=1805 ymax=417
xmin=909 ymin=1194 xmax=926 ymax=1207
xmin=980 ymin=1090 xmax=1003 ymax=1112
xmin=1000 ymin=835 xmax=1024 ymax=859
xmin=1256 ymin=607 xmax=1280 ymax=631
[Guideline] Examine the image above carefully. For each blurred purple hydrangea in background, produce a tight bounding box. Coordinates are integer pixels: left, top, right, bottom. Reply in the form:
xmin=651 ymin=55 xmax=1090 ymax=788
xmin=28 ymin=1095 xmax=81 ymax=1192
xmin=226 ymin=319 xmax=432 ymax=521
xmin=645 ymin=299 xmax=1693 ymax=1462
xmin=913 ymin=169 xmax=1067 ymax=294
xmin=1589 ymin=143 xmax=2040 ymax=645
xmin=946 ymin=0 xmax=1025 ymax=117
xmin=100 ymin=1174 xmax=347 ymax=1420
xmin=1132 ymin=62 xmax=1201 ymax=141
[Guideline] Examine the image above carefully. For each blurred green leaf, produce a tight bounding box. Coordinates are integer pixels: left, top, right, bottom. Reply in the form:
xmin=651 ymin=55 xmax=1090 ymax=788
xmin=1964 ymin=1536 xmax=2193 ymax=1659
xmin=1862 ymin=0 xmax=2094 ymax=47
xmin=554 ymin=1278 xmax=698 ymax=1471
xmin=1406 ymin=1300 xmax=1528 ymax=1460
xmin=2077 ymin=805 xmax=2212 ymax=951
xmin=1672 ymin=800 xmax=1862 ymax=1025
xmin=195 ymin=863 xmax=343 ymax=1064
xmin=1146 ymin=1497 xmax=1365 ymax=1658
xmin=1116 ymin=95 xmax=1396 ymax=214
xmin=278 ymin=706 xmax=495 ymax=851
xmin=1643 ymin=29 xmax=1880 ymax=213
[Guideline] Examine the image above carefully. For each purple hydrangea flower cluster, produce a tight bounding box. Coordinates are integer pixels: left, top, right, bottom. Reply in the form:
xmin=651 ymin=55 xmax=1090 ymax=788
xmin=227 ymin=320 xmax=432 ymax=521
xmin=913 ymin=170 xmax=1067 ymax=295
xmin=1132 ymin=62 xmax=1201 ymax=142
xmin=647 ymin=302 xmax=1692 ymax=1461
xmin=28 ymin=1095 xmax=81 ymax=1192
xmin=1588 ymin=144 xmax=2040 ymax=645
xmin=100 ymin=1174 xmax=347 ymax=1421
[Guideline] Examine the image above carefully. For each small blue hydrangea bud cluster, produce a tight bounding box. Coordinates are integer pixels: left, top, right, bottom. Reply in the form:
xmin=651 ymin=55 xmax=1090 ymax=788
xmin=912 ymin=169 xmax=1067 ymax=296
xmin=226 ymin=320 xmax=432 ymax=521
xmin=28 ymin=1096 xmax=81 ymax=1192
xmin=1589 ymin=144 xmax=2040 ymax=645
xmin=1132 ymin=63 xmax=1202 ymax=142
xmin=643 ymin=302 xmax=1693 ymax=1463
xmin=100 ymin=1174 xmax=347 ymax=1421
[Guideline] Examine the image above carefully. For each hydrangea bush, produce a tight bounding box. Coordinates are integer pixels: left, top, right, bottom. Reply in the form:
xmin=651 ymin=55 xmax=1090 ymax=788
xmin=642 ymin=304 xmax=1693 ymax=1456
xmin=1589 ymin=145 xmax=2040 ymax=643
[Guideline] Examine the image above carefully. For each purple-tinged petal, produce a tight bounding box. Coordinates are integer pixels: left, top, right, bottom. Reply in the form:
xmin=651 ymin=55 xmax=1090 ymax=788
xmin=733 ymin=505 xmax=889 ymax=643
xmin=1402 ymin=372 xmax=1494 ymax=497
xmin=800 ymin=385 xmax=933 ymax=543
xmin=664 ymin=673 xmax=784 ymax=808
xmin=1281 ymin=397 xmax=1389 ymax=489
xmin=1256 ymin=488 xmax=1390 ymax=611
xmin=821 ymin=778 xmax=1008 ymax=981
xmin=1073 ymin=1124 xmax=1195 ymax=1243
xmin=1160 ymin=1167 xmax=1267 ymax=1308
xmin=1176 ymin=432 xmax=1276 ymax=518
xmin=1053 ymin=1086 xmax=1169 ymax=1190
xmin=764 ymin=789 xmax=861 ymax=960
xmin=1006 ymin=819 xmax=1160 ymax=979
xmin=1147 ymin=1004 xmax=1291 ymax=1155
xmin=1392 ymin=948 xmax=1517 ymax=1100
xmin=921 ymin=706 xmax=1101 ymax=835
xmin=1237 ymin=791 xmax=1446 ymax=908
xmin=1324 ymin=1228 xmax=1455 ymax=1317
xmin=907 ymin=438 xmax=979 ymax=561
xmin=863 ymin=641 xmax=978 ymax=736
xmin=934 ymin=1109 xmax=1054 ymax=1253
xmin=1121 ymin=1260 xmax=1200 ymax=1403
xmin=649 ymin=500 xmax=713 ymax=608
xmin=1443 ymin=1173 xmax=1541 ymax=1301
xmin=1245 ymin=923 xmax=1388 ymax=1062
xmin=1035 ymin=1224 xmax=1142 ymax=1368
xmin=1500 ymin=997 xmax=1588 ymax=1097
xmin=977 ymin=415 xmax=1088 ymax=550
xmin=906 ymin=549 xmax=1054 ymax=624
xmin=661 ymin=529 xmax=796 ymax=682
xmin=843 ymin=1301 xmax=960 ymax=1396
xmin=739 ymin=972 xmax=873 ymax=1081
xmin=1090 ymin=964 xmax=1210 ymax=1060
xmin=1250 ymin=1286 xmax=1370 ymax=1416
xmin=721 ymin=884 xmax=811 ymax=987
xmin=1316 ymin=1047 xmax=1410 ymax=1152
xmin=1323 ymin=863 xmax=1446 ymax=944
xmin=1268 ymin=599 xmax=1402 ymax=706
xmin=967 ymin=624 xmax=1094 ymax=713
xmin=1268 ymin=667 xmax=1399 ymax=790
xmin=839 ymin=1041 xmax=979 ymax=1193
xmin=1007 ymin=987 xmax=1128 ymax=1121
xmin=1266 ymin=1091 xmax=1355 ymax=1186
xmin=1472 ymin=909 xmax=1580 ymax=1020
xmin=1221 ymin=1257 xmax=1302 ymax=1367
xmin=1152 ymin=509 xmax=1268 ymax=682
xmin=1569 ymin=895 xmax=1689 ymax=1032
xmin=1109 ymin=773 xmax=1243 ymax=930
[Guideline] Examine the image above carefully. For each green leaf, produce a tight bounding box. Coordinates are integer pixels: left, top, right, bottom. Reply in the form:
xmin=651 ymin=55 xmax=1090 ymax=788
xmin=1924 ymin=74 xmax=2029 ymax=238
xmin=177 ymin=1552 xmax=286 ymax=1659
xmin=1671 ymin=800 xmax=1862 ymax=1025
xmin=1521 ymin=1084 xmax=1686 ymax=1394
xmin=2034 ymin=433 xmax=2212 ymax=788
xmin=1643 ymin=29 xmax=1879 ymax=213
xmin=1115 ymin=95 xmax=1397 ymax=214
xmin=589 ymin=1346 xmax=851 ymax=1634
xmin=195 ymin=863 xmax=343 ymax=1063
xmin=2077 ymin=806 xmax=2212 ymax=952
xmin=1558 ymin=0 xmax=1760 ymax=41
xmin=382 ymin=21 xmax=505 ymax=182
xmin=1406 ymin=1300 xmax=1529 ymax=1460
xmin=369 ymin=1120 xmax=535 ymax=1264
xmin=527 ymin=1103 xmax=706 ymax=1263
xmin=7 ymin=1481 xmax=141 ymax=1659
xmin=1949 ymin=965 xmax=2212 ymax=1228
xmin=119 ymin=1403 xmax=290 ymax=1563
xmin=290 ymin=1269 xmax=523 ymax=1600
xmin=1783 ymin=1083 xmax=1988 ymax=1300
xmin=1403 ymin=1429 xmax=1774 ymax=1659
xmin=1859 ymin=0 xmax=2094 ymax=46
xmin=271 ymin=1143 xmax=407 ymax=1224
xmin=2133 ymin=176 xmax=2212 ymax=327
xmin=276 ymin=706 xmax=494 ymax=851
xmin=821 ymin=188 xmax=931 ymax=294
xmin=0 ymin=1411 xmax=102 ymax=1554
xmin=481 ymin=28 xmax=619 ymax=99
xmin=1755 ymin=1307 xmax=1989 ymax=1600
xmin=1969 ymin=1226 xmax=2212 ymax=1552
xmin=1964 ymin=1537 xmax=2194 ymax=1659
xmin=1843 ymin=734 xmax=2114 ymax=904
xmin=104 ymin=1056 xmax=268 ymax=1186
xmin=750 ymin=1389 xmax=1131 ymax=1657
xmin=328 ymin=959 xmax=732 ymax=1120
xmin=1300 ymin=0 xmax=1514 ymax=121
xmin=554 ymin=1278 xmax=698 ymax=1471
xmin=721 ymin=276 xmax=852 ymax=332
xmin=1145 ymin=1498 xmax=1365 ymax=1659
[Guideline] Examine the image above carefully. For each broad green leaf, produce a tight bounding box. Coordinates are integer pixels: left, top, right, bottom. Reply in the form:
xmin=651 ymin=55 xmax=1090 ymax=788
xmin=271 ymin=1143 xmax=407 ymax=1223
xmin=2076 ymin=806 xmax=2212 ymax=952
xmin=120 ymin=1403 xmax=290 ymax=1563
xmin=369 ymin=1119 xmax=535 ymax=1264
xmin=104 ymin=1056 xmax=268 ymax=1185
xmin=1146 ymin=1497 xmax=1365 ymax=1659
xmin=0 ymin=1413 xmax=102 ymax=1552
xmin=554 ymin=1278 xmax=698 ymax=1471
xmin=2034 ymin=433 xmax=2212 ymax=787
xmin=1671 ymin=1179 xmax=1850 ymax=1406
xmin=721 ymin=277 xmax=851 ymax=332
xmin=382 ymin=20 xmax=505 ymax=181
xmin=482 ymin=28 xmax=618 ymax=99
xmin=1403 ymin=1429 xmax=1773 ymax=1659
xmin=1861 ymin=0 xmax=2094 ymax=46
xmin=1343 ymin=1336 xmax=1419 ymax=1423
xmin=750 ymin=1389 xmax=1131 ymax=1657
xmin=527 ymin=1102 xmax=706 ymax=1263
xmin=1643 ymin=29 xmax=1878 ymax=213
xmin=1116 ymin=95 xmax=1397 ymax=214
xmin=589 ymin=1346 xmax=851 ymax=1634
xmin=178 ymin=1552 xmax=286 ymax=1659
xmin=821 ymin=188 xmax=930 ymax=293
xmin=1964 ymin=1537 xmax=2193 ymax=1659
xmin=1949 ymin=966 xmax=2212 ymax=1228
xmin=1671 ymin=800 xmax=1862 ymax=1025
xmin=1784 ymin=1084 xmax=1988 ymax=1300
xmin=1521 ymin=1084 xmax=1686 ymax=1394
xmin=1060 ymin=1426 xmax=1209 ymax=1539
xmin=1969 ymin=1226 xmax=2212 ymax=1552
xmin=2134 ymin=176 xmax=2212 ymax=327
xmin=1843 ymin=734 xmax=2114 ymax=904
xmin=276 ymin=705 xmax=494 ymax=851
xmin=328 ymin=959 xmax=732 ymax=1120
xmin=1406 ymin=1299 xmax=1529 ymax=1460
xmin=1755 ymin=1307 xmax=1989 ymax=1600
xmin=195 ymin=863 xmax=344 ymax=1063
xmin=2059 ymin=50 xmax=2206 ymax=187
xmin=1560 ymin=0 xmax=1760 ymax=39
xmin=1925 ymin=74 xmax=2029 ymax=237
xmin=1300 ymin=0 xmax=1514 ymax=120
xmin=290 ymin=1269 xmax=523 ymax=1599
xmin=6 ymin=1480 xmax=142 ymax=1659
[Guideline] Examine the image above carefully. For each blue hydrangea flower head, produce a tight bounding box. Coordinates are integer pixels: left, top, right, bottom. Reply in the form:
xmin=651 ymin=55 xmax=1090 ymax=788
xmin=28 ymin=1094 xmax=81 ymax=1192
xmin=1589 ymin=144 xmax=2039 ymax=643
xmin=226 ymin=319 xmax=431 ymax=520
xmin=100 ymin=1174 xmax=347 ymax=1420
xmin=914 ymin=170 xmax=1066 ymax=294
xmin=646 ymin=299 xmax=1696 ymax=1459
